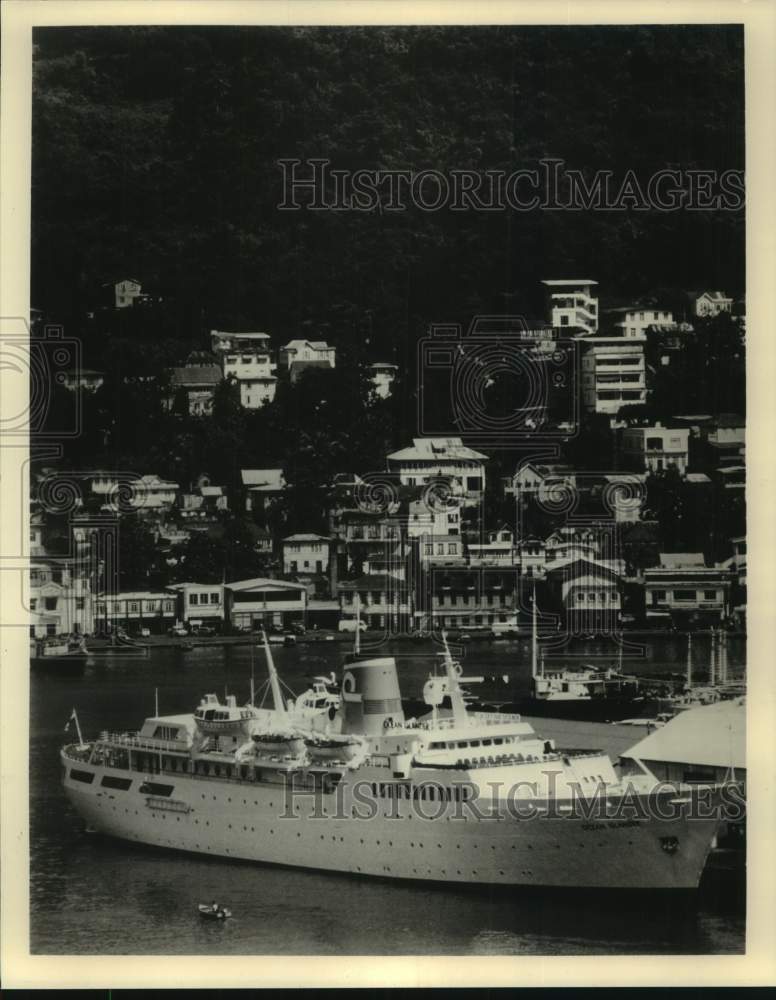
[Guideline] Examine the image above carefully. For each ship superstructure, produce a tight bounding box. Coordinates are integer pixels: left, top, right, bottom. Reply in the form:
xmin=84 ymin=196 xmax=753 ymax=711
xmin=61 ymin=634 xmax=723 ymax=889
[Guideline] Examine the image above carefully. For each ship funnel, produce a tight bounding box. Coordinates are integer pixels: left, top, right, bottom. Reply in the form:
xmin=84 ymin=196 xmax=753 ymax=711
xmin=340 ymin=656 xmax=405 ymax=735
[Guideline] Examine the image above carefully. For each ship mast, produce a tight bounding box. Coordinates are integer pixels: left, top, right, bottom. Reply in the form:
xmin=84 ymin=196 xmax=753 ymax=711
xmin=709 ymin=628 xmax=716 ymax=686
xmin=262 ymin=629 xmax=286 ymax=716
xmin=531 ymin=589 xmax=538 ymax=680
xmin=354 ymin=593 xmax=361 ymax=656
xmin=686 ymin=634 xmax=693 ymax=690
xmin=440 ymin=630 xmax=468 ymax=725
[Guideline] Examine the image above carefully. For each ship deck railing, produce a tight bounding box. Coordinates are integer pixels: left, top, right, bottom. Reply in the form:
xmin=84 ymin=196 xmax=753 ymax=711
xmin=95 ymin=730 xmax=192 ymax=754
xmin=403 ymin=712 xmax=523 ymax=732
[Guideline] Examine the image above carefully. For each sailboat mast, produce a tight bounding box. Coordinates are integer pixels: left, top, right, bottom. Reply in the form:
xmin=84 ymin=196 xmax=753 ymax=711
xmin=262 ymin=630 xmax=286 ymax=715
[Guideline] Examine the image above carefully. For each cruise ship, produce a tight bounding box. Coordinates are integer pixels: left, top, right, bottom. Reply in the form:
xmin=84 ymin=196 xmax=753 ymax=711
xmin=61 ymin=635 xmax=723 ymax=890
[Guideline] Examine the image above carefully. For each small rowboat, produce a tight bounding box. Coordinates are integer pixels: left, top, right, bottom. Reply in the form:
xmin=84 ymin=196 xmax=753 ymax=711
xmin=198 ymin=903 xmax=232 ymax=920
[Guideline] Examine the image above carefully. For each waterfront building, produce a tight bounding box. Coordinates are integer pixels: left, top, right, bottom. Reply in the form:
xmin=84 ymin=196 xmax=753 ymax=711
xmin=544 ymin=557 xmax=623 ymax=629
xmin=167 ymin=583 xmax=226 ymax=627
xmin=224 ymin=577 xmax=307 ymax=630
xmin=93 ymin=591 xmax=176 ymax=635
xmin=337 ymin=574 xmax=413 ymax=631
xmin=643 ymin=553 xmax=732 ymax=625
xmin=420 ymin=566 xmax=518 ymax=631
xmin=30 ymin=555 xmax=95 ymax=638
xmin=467 ymin=526 xmax=517 ymax=566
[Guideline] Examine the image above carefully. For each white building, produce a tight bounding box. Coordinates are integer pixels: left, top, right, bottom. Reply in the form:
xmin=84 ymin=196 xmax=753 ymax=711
xmin=222 ymin=351 xmax=278 ymax=408
xmin=61 ymin=369 xmax=104 ymax=392
xmin=386 ymin=437 xmax=487 ymax=506
xmin=282 ymin=534 xmax=331 ymax=575
xmin=695 ymin=291 xmax=733 ymax=318
xmin=279 ymin=339 xmax=336 ymax=369
xmin=241 ymin=469 xmax=286 ymax=512
xmin=112 ymin=278 xmax=142 ymax=309
xmin=30 ymin=558 xmax=94 ymax=638
xmin=505 ymin=462 xmax=576 ymax=500
xmin=604 ymin=306 xmax=675 ymax=337
xmin=542 ymin=279 xmax=599 ymax=334
xmin=369 ymin=362 xmax=398 ymax=399
xmin=579 ymin=335 xmax=647 ymax=414
xmin=621 ymin=423 xmax=690 ymax=474
xmin=167 ymin=583 xmax=226 ymax=625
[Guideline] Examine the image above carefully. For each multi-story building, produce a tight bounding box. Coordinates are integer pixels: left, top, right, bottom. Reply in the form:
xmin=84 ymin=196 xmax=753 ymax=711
xmin=30 ymin=557 xmax=95 ymax=638
xmin=224 ymin=577 xmax=307 ymax=630
xmin=420 ymin=567 xmax=518 ymax=631
xmin=643 ymin=553 xmax=732 ymax=625
xmin=505 ymin=462 xmax=576 ymax=500
xmin=112 ymin=278 xmax=142 ymax=309
xmin=406 ymin=498 xmax=461 ymax=538
xmin=282 ymin=534 xmax=331 ymax=575
xmin=516 ymin=536 xmax=547 ymax=578
xmin=167 ymin=583 xmax=226 ymax=627
xmin=542 ymin=279 xmax=599 ymax=334
xmin=93 ymin=591 xmax=177 ymax=635
xmin=338 ymin=574 xmax=413 ymax=631
xmin=621 ymin=423 xmax=690 ymax=475
xmin=222 ymin=349 xmax=278 ymax=409
xmin=578 ymin=334 xmax=647 ymax=415
xmin=603 ymin=306 xmax=675 ymax=337
xmin=467 ymin=526 xmax=517 ymax=566
xmin=544 ymin=557 xmax=623 ymax=629
xmin=417 ymin=535 xmax=466 ymax=566
xmin=386 ymin=437 xmax=487 ymax=507
xmin=695 ymin=291 xmax=733 ymax=318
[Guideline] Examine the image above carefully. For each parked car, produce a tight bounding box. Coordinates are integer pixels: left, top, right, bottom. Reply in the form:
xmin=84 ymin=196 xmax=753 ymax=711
xmin=338 ymin=619 xmax=367 ymax=633
xmin=168 ymin=625 xmax=189 ymax=637
xmin=190 ymin=625 xmax=215 ymax=637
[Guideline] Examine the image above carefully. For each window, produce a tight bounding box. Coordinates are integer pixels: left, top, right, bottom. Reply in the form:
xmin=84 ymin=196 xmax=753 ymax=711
xmin=52 ymin=569 xmax=63 ymax=584
xmin=210 ymin=593 xmax=220 ymax=605
xmin=189 ymin=593 xmax=199 ymax=605
xmin=673 ymin=590 xmax=697 ymax=602
xmin=646 ymin=437 xmax=663 ymax=450
xmin=30 ymin=599 xmax=37 ymax=611
xmin=437 ymin=543 xmax=445 ymax=555
xmin=128 ymin=601 xmax=139 ymax=613
xmin=290 ymin=561 xmax=297 ymax=572
xmin=76 ymin=597 xmax=85 ymax=610
xmin=466 ymin=476 xmax=481 ymax=492
xmin=448 ymin=543 xmax=457 ymax=555
xmin=31 ymin=569 xmax=39 ymax=582
xmin=703 ymin=590 xmax=718 ymax=600
xmin=45 ymin=597 xmax=57 ymax=611
xmin=371 ymin=592 xmax=381 ymax=605
xmin=560 ymin=315 xmax=569 ymax=326
xmin=164 ymin=601 xmax=175 ymax=613
xmin=653 ymin=312 xmax=659 ymax=320
xmin=424 ymin=543 xmax=433 ymax=555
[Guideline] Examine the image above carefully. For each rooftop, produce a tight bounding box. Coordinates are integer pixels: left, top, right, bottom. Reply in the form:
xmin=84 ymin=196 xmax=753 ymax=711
xmin=387 ymin=437 xmax=488 ymax=462
xmin=241 ymin=469 xmax=285 ymax=490
xmin=659 ymin=553 xmax=706 ymax=569
xmin=170 ymin=365 xmax=222 ymax=388
xmin=283 ymin=533 xmax=331 ymax=542
xmin=541 ymin=279 xmax=598 ymax=287
xmin=226 ymin=577 xmax=305 ymax=593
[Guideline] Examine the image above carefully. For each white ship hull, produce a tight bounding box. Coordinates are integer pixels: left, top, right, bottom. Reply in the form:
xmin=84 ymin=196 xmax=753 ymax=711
xmin=62 ymin=757 xmax=719 ymax=890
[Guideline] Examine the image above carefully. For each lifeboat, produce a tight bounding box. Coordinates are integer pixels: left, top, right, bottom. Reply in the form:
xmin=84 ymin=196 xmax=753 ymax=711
xmin=304 ymin=733 xmax=363 ymax=762
xmin=251 ymin=731 xmax=305 ymax=756
xmin=198 ymin=903 xmax=232 ymax=921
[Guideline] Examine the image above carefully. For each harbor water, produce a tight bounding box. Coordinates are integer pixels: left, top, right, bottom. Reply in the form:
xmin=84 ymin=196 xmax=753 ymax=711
xmin=30 ymin=635 xmax=746 ymax=955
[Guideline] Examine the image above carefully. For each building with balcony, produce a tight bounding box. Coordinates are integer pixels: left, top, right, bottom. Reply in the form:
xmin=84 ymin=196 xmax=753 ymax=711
xmin=467 ymin=526 xmax=517 ymax=566
xmin=210 ymin=330 xmax=272 ymax=355
xmin=621 ymin=423 xmax=690 ymax=475
xmin=337 ymin=574 xmax=413 ymax=631
xmin=643 ymin=553 xmax=732 ymax=625
xmin=225 ymin=577 xmax=307 ymax=630
xmin=544 ymin=557 xmax=623 ymax=629
xmin=406 ymin=499 xmax=461 ymax=538
xmin=542 ymin=279 xmax=599 ymax=334
xmin=420 ymin=567 xmax=518 ymax=631
xmin=578 ymin=335 xmax=647 ymax=415
xmin=222 ymin=352 xmax=278 ymax=408
xmin=90 ymin=473 xmax=180 ymax=513
xmin=386 ymin=437 xmax=487 ymax=507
